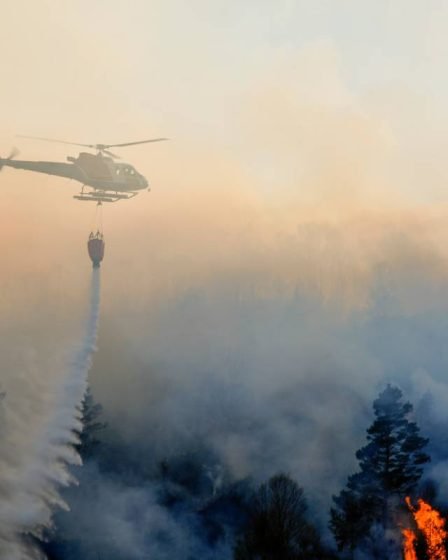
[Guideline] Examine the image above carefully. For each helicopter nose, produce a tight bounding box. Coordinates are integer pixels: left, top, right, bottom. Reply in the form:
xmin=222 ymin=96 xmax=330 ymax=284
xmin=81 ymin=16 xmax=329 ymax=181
xmin=141 ymin=176 xmax=149 ymax=189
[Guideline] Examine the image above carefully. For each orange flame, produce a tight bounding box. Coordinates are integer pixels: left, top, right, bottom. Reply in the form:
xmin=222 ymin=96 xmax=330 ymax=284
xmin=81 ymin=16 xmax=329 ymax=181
xmin=401 ymin=529 xmax=418 ymax=560
xmin=406 ymin=497 xmax=447 ymax=560
xmin=402 ymin=528 xmax=418 ymax=560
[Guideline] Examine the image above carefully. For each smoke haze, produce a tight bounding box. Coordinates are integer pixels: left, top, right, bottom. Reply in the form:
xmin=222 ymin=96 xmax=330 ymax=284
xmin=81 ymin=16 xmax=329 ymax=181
xmin=2 ymin=1 xmax=448 ymax=558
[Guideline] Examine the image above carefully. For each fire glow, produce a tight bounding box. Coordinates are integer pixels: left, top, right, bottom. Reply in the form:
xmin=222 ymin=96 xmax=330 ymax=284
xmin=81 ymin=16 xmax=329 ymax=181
xmin=402 ymin=528 xmax=418 ymax=560
xmin=403 ymin=497 xmax=447 ymax=560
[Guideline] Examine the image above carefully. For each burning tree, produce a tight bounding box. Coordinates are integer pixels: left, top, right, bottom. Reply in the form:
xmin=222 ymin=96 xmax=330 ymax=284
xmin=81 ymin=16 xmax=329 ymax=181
xmin=405 ymin=497 xmax=447 ymax=560
xmin=330 ymin=384 xmax=430 ymax=557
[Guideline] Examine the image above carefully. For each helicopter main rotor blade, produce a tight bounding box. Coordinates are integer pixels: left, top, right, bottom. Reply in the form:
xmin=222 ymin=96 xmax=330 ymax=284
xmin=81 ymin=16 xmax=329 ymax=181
xmin=17 ymin=135 xmax=94 ymax=149
xmin=17 ymin=135 xmax=169 ymax=152
xmin=104 ymin=138 xmax=169 ymax=148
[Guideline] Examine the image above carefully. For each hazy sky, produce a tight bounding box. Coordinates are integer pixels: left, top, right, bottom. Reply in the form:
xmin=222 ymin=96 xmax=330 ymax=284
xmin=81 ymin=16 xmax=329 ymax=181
xmin=2 ymin=0 xmax=448 ymax=372
xmin=3 ymin=0 xmax=448 ymax=342
xmin=2 ymin=0 xmax=448 ymax=204
xmin=1 ymin=1 xmax=448 ymax=282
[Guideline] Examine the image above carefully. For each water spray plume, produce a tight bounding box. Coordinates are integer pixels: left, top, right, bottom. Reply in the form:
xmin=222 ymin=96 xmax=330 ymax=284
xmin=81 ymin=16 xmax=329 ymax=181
xmin=0 ymin=269 xmax=101 ymax=559
xmin=406 ymin=497 xmax=447 ymax=560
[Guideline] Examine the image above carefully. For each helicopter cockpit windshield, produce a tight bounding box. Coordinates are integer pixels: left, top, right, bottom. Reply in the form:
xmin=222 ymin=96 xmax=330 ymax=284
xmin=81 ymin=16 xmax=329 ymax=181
xmin=115 ymin=164 xmax=137 ymax=175
xmin=114 ymin=163 xmax=146 ymax=186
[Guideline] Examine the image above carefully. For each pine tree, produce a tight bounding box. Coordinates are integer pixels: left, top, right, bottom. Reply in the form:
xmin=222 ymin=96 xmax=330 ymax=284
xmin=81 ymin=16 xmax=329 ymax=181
xmin=330 ymin=384 xmax=430 ymax=556
xmin=76 ymin=387 xmax=106 ymax=459
xmin=330 ymin=486 xmax=373 ymax=556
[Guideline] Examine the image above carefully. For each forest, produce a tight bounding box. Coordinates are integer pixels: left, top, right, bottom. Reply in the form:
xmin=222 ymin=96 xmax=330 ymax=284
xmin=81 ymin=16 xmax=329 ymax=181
xmin=39 ymin=384 xmax=446 ymax=560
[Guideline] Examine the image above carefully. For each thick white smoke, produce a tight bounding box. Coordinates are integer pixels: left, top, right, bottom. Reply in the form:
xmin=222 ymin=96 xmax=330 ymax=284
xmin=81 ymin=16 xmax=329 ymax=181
xmin=0 ymin=268 xmax=101 ymax=559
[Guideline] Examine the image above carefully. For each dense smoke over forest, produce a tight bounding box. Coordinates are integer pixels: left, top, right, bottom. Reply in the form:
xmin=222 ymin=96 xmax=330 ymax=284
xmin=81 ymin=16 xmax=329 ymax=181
xmin=4 ymin=201 xmax=448 ymax=559
xmin=35 ymin=218 xmax=448 ymax=559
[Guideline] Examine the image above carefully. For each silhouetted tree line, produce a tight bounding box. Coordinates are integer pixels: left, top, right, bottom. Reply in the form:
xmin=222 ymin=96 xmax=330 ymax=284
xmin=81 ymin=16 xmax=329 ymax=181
xmin=41 ymin=384 xmax=444 ymax=560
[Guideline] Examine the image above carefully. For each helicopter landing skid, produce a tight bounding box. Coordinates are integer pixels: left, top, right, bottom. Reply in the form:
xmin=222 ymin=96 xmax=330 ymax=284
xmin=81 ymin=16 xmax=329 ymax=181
xmin=73 ymin=191 xmax=138 ymax=203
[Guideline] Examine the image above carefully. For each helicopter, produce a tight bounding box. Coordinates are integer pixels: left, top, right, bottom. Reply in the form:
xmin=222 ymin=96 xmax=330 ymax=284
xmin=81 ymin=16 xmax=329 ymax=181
xmin=0 ymin=135 xmax=168 ymax=202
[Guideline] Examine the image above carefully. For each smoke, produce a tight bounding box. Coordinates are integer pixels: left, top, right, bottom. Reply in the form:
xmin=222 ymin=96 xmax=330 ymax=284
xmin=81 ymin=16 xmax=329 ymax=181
xmin=0 ymin=269 xmax=101 ymax=559
xmin=38 ymin=218 xmax=448 ymax=559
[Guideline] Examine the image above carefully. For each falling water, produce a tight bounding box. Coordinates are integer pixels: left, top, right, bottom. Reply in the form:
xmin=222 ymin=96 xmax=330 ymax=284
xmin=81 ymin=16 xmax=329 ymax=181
xmin=0 ymin=269 xmax=101 ymax=559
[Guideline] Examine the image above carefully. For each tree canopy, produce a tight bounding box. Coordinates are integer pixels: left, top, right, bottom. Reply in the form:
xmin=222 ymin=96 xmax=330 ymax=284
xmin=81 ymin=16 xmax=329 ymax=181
xmin=330 ymin=384 xmax=429 ymax=555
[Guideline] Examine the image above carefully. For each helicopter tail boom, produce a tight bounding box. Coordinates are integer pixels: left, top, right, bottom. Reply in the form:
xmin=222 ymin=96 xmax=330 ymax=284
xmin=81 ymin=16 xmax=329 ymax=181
xmin=0 ymin=158 xmax=79 ymax=181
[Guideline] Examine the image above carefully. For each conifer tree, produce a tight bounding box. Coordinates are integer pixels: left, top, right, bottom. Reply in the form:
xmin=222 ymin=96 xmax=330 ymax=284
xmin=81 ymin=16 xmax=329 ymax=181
xmin=330 ymin=384 xmax=429 ymax=556
xmin=76 ymin=387 xmax=106 ymax=458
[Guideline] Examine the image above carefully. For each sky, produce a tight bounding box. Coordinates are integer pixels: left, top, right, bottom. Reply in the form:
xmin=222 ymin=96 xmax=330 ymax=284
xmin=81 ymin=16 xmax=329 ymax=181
xmin=4 ymin=2 xmax=448 ymax=557
xmin=1 ymin=2 xmax=448 ymax=190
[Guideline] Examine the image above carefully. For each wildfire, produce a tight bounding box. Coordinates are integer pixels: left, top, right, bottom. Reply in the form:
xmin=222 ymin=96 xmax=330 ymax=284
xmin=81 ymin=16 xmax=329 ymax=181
xmin=402 ymin=528 xmax=418 ymax=560
xmin=404 ymin=497 xmax=447 ymax=560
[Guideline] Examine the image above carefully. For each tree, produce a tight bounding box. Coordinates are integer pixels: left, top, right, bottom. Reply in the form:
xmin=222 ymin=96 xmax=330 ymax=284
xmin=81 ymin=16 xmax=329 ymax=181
xmin=76 ymin=387 xmax=106 ymax=459
xmin=330 ymin=384 xmax=430 ymax=557
xmin=234 ymin=474 xmax=330 ymax=560
xmin=330 ymin=487 xmax=373 ymax=557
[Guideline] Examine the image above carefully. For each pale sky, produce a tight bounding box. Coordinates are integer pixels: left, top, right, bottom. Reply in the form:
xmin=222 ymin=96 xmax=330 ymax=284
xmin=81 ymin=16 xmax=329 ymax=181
xmin=2 ymin=1 xmax=448 ymax=297
xmin=2 ymin=1 xmax=448 ymax=144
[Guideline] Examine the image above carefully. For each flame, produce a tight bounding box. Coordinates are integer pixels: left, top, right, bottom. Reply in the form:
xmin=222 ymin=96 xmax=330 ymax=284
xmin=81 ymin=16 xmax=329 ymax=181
xmin=406 ymin=497 xmax=447 ymax=560
xmin=402 ymin=528 xmax=418 ymax=560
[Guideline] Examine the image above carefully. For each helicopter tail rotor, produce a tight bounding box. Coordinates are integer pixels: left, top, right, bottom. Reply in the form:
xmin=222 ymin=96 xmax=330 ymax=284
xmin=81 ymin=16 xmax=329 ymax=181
xmin=0 ymin=147 xmax=19 ymax=171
